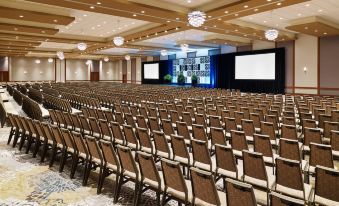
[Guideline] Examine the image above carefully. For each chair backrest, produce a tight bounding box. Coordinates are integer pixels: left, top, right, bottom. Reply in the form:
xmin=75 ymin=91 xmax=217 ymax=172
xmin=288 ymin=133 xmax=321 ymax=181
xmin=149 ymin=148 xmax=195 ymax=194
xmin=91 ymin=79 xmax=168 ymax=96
xmin=124 ymin=113 xmax=136 ymax=127
xmin=182 ymin=112 xmax=192 ymax=126
xmin=50 ymin=125 xmax=65 ymax=145
xmin=176 ymin=121 xmax=191 ymax=141
xmin=309 ymin=143 xmax=334 ymax=169
xmin=60 ymin=128 xmax=75 ymax=149
xmin=72 ymin=131 xmax=88 ymax=156
xmin=225 ymin=178 xmax=257 ymax=206
xmin=110 ymin=122 xmax=125 ymax=144
xmin=190 ymin=167 xmax=220 ymax=206
xmin=123 ymin=124 xmax=139 ymax=146
xmin=319 ymin=114 xmax=332 ymax=129
xmin=209 ymin=115 xmax=222 ymax=128
xmin=191 ymin=139 xmax=211 ymax=171
xmin=117 ymin=145 xmax=139 ymax=179
xmin=192 ymin=124 xmax=208 ymax=142
xmin=171 ymin=134 xmax=190 ymax=164
xmin=114 ymin=112 xmax=125 ymax=125
xmin=48 ymin=109 xmax=58 ymax=125
xmin=331 ymin=130 xmax=339 ymax=152
xmin=278 ymin=138 xmax=301 ymax=162
xmin=253 ymin=134 xmax=273 ymax=158
xmin=224 ymin=117 xmax=237 ymax=133
xmin=210 ymin=127 xmax=227 ymax=146
xmin=104 ymin=110 xmax=114 ymax=122
xmin=161 ymin=158 xmax=189 ymax=201
xmin=242 ymin=150 xmax=268 ymax=189
xmin=79 ymin=115 xmax=91 ymax=132
xmin=302 ymin=119 xmax=317 ymax=130
xmin=136 ymin=115 xmax=148 ymax=129
xmin=314 ymin=166 xmax=339 ymax=205
xmin=281 ymin=124 xmax=298 ymax=140
xmin=215 ymin=144 xmax=238 ymax=179
xmin=85 ymin=135 xmax=103 ymax=161
xmin=149 ymin=117 xmax=160 ymax=132
xmin=161 ymin=119 xmax=175 ymax=136
xmin=269 ymin=192 xmax=304 ymax=206
xmin=241 ymin=119 xmax=255 ymax=137
xmin=98 ymin=119 xmax=112 ymax=140
xmin=88 ymin=117 xmax=101 ymax=136
xmin=99 ymin=140 xmax=120 ymax=170
xmin=96 ymin=109 xmax=106 ymax=120
xmin=137 ymin=127 xmax=153 ymax=153
xmin=275 ymin=157 xmax=305 ymax=199
xmin=303 ymin=127 xmax=322 ymax=146
xmin=139 ymin=106 xmax=148 ymax=118
xmin=260 ymin=121 xmax=276 ymax=141
xmin=324 ymin=121 xmax=339 ymax=139
xmin=170 ymin=110 xmax=180 ymax=123
xmin=195 ymin=113 xmax=206 ymax=127
xmin=231 ymin=130 xmax=248 ymax=152
xmin=137 ymin=151 xmax=161 ymax=188
xmin=331 ymin=110 xmax=339 ymax=122
xmin=70 ymin=114 xmax=82 ymax=130
xmin=41 ymin=122 xmax=55 ymax=142
xmin=234 ymin=111 xmax=244 ymax=126
xmin=153 ymin=131 xmax=171 ymax=159
xmin=249 ymin=113 xmax=261 ymax=128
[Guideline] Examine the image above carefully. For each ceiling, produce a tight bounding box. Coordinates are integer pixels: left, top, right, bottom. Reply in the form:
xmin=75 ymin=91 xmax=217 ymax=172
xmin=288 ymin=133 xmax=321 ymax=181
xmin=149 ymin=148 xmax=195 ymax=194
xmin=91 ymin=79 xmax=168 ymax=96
xmin=0 ymin=0 xmax=338 ymax=59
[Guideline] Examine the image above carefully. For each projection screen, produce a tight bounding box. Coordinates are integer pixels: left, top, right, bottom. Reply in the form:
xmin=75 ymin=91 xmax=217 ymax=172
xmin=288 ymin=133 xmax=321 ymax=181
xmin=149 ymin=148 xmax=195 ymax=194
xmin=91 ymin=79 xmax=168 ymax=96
xmin=235 ymin=53 xmax=276 ymax=80
xmin=144 ymin=63 xmax=159 ymax=79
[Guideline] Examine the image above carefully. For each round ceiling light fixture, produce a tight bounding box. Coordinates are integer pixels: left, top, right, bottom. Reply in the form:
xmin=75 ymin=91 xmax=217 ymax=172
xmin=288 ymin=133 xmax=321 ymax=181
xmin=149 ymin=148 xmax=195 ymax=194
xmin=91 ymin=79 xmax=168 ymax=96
xmin=56 ymin=51 xmax=64 ymax=60
xmin=104 ymin=57 xmax=109 ymax=62
xmin=160 ymin=50 xmax=168 ymax=56
xmin=125 ymin=55 xmax=131 ymax=61
xmin=77 ymin=42 xmax=87 ymax=51
xmin=48 ymin=58 xmax=53 ymax=63
xmin=113 ymin=36 xmax=124 ymax=46
xmin=265 ymin=29 xmax=279 ymax=41
xmin=180 ymin=44 xmax=189 ymax=53
xmin=188 ymin=11 xmax=206 ymax=27
xmin=35 ymin=59 xmax=41 ymax=64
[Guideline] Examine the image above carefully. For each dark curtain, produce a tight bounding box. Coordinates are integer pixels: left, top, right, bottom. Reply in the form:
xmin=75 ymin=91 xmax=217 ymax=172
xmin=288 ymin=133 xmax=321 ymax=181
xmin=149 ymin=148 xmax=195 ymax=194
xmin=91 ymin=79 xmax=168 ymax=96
xmin=142 ymin=60 xmax=172 ymax=84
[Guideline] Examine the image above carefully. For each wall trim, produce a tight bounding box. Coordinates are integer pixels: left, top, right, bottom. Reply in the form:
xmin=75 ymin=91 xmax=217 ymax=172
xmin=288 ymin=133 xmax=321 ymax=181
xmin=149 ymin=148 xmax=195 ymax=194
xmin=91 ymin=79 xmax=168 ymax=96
xmin=317 ymin=37 xmax=320 ymax=95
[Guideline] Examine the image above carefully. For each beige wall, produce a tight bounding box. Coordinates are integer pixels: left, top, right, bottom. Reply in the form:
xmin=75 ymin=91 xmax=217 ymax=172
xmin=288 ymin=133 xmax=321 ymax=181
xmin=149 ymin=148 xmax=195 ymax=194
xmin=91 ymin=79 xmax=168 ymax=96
xmin=252 ymin=40 xmax=275 ymax=50
xmin=294 ymin=34 xmax=318 ymax=94
xmin=136 ymin=57 xmax=142 ymax=83
xmin=100 ymin=60 xmax=123 ymax=81
xmin=10 ymin=57 xmax=55 ymax=81
xmin=66 ymin=59 xmax=89 ymax=81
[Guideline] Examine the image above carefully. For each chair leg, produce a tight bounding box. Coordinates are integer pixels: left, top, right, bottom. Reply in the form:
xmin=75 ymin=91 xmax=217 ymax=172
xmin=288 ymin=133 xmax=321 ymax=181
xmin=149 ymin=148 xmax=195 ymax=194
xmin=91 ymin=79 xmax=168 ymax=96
xmin=18 ymin=134 xmax=26 ymax=151
xmin=156 ymin=191 xmax=161 ymax=206
xmin=33 ymin=140 xmax=41 ymax=158
xmin=114 ymin=175 xmax=124 ymax=203
xmin=59 ymin=148 xmax=68 ymax=173
xmin=7 ymin=128 xmax=15 ymax=145
xmin=25 ymin=135 xmax=33 ymax=154
xmin=70 ymin=155 xmax=79 ymax=179
xmin=12 ymin=132 xmax=20 ymax=147
xmin=49 ymin=144 xmax=58 ymax=167
xmin=83 ymin=162 xmax=92 ymax=186
xmin=40 ymin=141 xmax=49 ymax=163
xmin=133 ymin=182 xmax=141 ymax=206
xmin=97 ymin=165 xmax=104 ymax=194
xmin=161 ymin=193 xmax=167 ymax=206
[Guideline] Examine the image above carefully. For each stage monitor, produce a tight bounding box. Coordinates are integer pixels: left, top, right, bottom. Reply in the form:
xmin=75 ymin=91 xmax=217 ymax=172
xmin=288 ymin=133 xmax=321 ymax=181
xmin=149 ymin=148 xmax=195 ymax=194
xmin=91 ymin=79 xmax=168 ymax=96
xmin=235 ymin=53 xmax=275 ymax=80
xmin=143 ymin=63 xmax=159 ymax=79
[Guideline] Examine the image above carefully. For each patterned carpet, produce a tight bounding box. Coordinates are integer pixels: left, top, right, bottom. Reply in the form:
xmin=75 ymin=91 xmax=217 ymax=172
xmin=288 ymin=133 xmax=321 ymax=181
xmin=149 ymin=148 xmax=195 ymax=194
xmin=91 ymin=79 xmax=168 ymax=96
xmin=0 ymin=127 xmax=167 ymax=206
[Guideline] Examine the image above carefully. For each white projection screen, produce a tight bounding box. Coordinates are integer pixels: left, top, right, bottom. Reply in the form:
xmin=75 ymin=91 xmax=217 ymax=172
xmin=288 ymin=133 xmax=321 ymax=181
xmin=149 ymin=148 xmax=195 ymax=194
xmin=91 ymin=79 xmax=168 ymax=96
xmin=235 ymin=53 xmax=276 ymax=80
xmin=144 ymin=63 xmax=159 ymax=79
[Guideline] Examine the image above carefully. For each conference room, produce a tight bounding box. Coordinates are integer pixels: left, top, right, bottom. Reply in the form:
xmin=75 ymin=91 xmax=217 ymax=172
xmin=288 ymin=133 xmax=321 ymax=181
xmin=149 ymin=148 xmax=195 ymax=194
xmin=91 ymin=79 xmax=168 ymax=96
xmin=0 ymin=0 xmax=338 ymax=205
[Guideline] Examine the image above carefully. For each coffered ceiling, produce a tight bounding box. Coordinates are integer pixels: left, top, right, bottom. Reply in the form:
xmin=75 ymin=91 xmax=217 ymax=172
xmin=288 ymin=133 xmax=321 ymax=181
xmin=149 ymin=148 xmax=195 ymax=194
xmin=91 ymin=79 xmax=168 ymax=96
xmin=0 ymin=0 xmax=337 ymax=59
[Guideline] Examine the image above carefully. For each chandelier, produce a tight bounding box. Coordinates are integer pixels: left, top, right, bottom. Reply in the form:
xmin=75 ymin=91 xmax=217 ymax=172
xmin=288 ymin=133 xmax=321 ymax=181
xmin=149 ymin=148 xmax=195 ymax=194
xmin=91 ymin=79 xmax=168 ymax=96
xmin=125 ymin=55 xmax=131 ymax=61
xmin=265 ymin=29 xmax=279 ymax=41
xmin=113 ymin=36 xmax=124 ymax=46
xmin=56 ymin=51 xmax=64 ymax=60
xmin=104 ymin=57 xmax=109 ymax=62
xmin=160 ymin=50 xmax=168 ymax=56
xmin=77 ymin=42 xmax=87 ymax=51
xmin=35 ymin=59 xmax=40 ymax=64
xmin=48 ymin=58 xmax=53 ymax=63
xmin=86 ymin=60 xmax=92 ymax=65
xmin=180 ymin=44 xmax=189 ymax=53
xmin=188 ymin=11 xmax=206 ymax=27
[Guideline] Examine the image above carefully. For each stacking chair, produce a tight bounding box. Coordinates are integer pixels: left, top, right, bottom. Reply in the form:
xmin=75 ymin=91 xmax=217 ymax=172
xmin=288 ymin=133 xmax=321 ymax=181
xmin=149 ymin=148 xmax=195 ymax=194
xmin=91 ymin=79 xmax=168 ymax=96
xmin=98 ymin=119 xmax=112 ymax=141
xmin=274 ymin=157 xmax=313 ymax=203
xmin=269 ymin=192 xmax=304 ymax=206
xmin=191 ymin=139 xmax=213 ymax=172
xmin=41 ymin=123 xmax=57 ymax=165
xmin=190 ymin=167 xmax=226 ymax=206
xmin=278 ymin=138 xmax=307 ymax=171
xmin=153 ymin=131 xmax=172 ymax=160
xmin=59 ymin=128 xmax=76 ymax=172
xmin=225 ymin=178 xmax=257 ymax=206
xmin=314 ymin=166 xmax=339 ymax=206
xmin=210 ymin=127 xmax=227 ymax=147
xmin=176 ymin=121 xmax=192 ymax=144
xmin=182 ymin=112 xmax=193 ymax=128
xmin=115 ymin=145 xmax=140 ymax=204
xmin=71 ymin=132 xmax=89 ymax=180
xmin=241 ymin=119 xmax=256 ymax=143
xmin=84 ymin=136 xmax=104 ymax=191
xmin=230 ymin=130 xmax=248 ymax=159
xmin=308 ymin=143 xmax=334 ymax=175
xmin=253 ymin=134 xmax=275 ymax=166
xmin=70 ymin=114 xmax=82 ymax=133
xmin=99 ymin=140 xmax=121 ymax=196
xmin=6 ymin=114 xmax=18 ymax=146
xmin=62 ymin=112 xmax=74 ymax=130
xmin=161 ymin=158 xmax=192 ymax=206
xmin=323 ymin=121 xmax=339 ymax=142
xmin=331 ymin=130 xmax=339 ymax=159
xmin=123 ymin=124 xmax=140 ymax=150
xmin=215 ymin=144 xmax=239 ymax=187
xmin=125 ymin=113 xmax=136 ymax=128
xmin=234 ymin=111 xmax=244 ymax=128
xmin=104 ymin=110 xmax=114 ymax=122
xmin=224 ymin=117 xmax=237 ymax=139
xmin=78 ymin=115 xmax=91 ymax=135
xmin=171 ymin=134 xmax=192 ymax=176
xmin=302 ymin=127 xmax=322 ymax=156
xmin=136 ymin=152 xmax=163 ymax=205
xmin=162 ymin=119 xmax=175 ymax=139
xmin=260 ymin=122 xmax=278 ymax=148
xmin=50 ymin=125 xmax=67 ymax=172
xmin=192 ymin=124 xmax=208 ymax=143
xmin=250 ymin=113 xmax=261 ymax=131
xmin=149 ymin=117 xmax=161 ymax=132
xmin=281 ymin=124 xmax=298 ymax=140
xmin=114 ymin=112 xmax=125 ymax=125
xmin=209 ymin=115 xmax=222 ymax=128
xmin=136 ymin=115 xmax=148 ymax=130
xmin=242 ymin=150 xmax=274 ymax=205
xmin=48 ymin=109 xmax=59 ymax=125
xmin=195 ymin=113 xmax=207 ymax=128
xmin=137 ymin=127 xmax=154 ymax=154
xmin=88 ymin=117 xmax=101 ymax=138
xmin=111 ymin=122 xmax=125 ymax=145
xmin=96 ymin=109 xmax=106 ymax=120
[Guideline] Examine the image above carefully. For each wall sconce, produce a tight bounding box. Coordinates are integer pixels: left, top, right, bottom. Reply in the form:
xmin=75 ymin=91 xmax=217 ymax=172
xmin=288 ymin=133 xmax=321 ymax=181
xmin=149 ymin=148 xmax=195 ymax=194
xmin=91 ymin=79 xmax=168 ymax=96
xmin=303 ymin=67 xmax=307 ymax=73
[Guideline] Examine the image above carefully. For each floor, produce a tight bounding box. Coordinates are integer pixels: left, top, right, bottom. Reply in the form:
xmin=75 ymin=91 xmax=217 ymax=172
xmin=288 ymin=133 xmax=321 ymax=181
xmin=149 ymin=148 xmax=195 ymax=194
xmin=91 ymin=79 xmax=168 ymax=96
xmin=0 ymin=127 xmax=164 ymax=206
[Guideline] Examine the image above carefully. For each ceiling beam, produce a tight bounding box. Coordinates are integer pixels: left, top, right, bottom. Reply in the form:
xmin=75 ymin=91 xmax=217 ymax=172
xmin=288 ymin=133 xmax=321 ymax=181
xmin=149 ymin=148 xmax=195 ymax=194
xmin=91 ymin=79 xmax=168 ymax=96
xmin=0 ymin=23 xmax=58 ymax=35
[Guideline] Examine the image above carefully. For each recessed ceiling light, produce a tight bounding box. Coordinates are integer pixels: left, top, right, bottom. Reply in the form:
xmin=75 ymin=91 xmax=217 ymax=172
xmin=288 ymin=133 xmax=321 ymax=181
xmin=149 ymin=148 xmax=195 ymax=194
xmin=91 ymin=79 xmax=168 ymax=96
xmin=305 ymin=4 xmax=310 ymax=7
xmin=218 ymin=18 xmax=222 ymax=21
xmin=97 ymin=2 xmax=101 ymax=4
xmin=298 ymin=13 xmax=302 ymax=16
xmin=133 ymin=14 xmax=137 ymax=17
xmin=234 ymin=29 xmax=238 ymax=32
xmin=315 ymin=30 xmax=318 ymax=32
xmin=176 ymin=27 xmax=179 ymax=30
xmin=318 ymin=9 xmax=323 ymax=12
xmin=263 ymin=20 xmax=267 ymax=23
xmin=19 ymin=15 xmax=24 ymax=18
xmin=141 ymin=10 xmax=145 ymax=13
xmin=235 ymin=14 xmax=238 ymax=16
xmin=304 ymin=27 xmax=308 ymax=29
xmin=91 ymin=27 xmax=95 ymax=30
xmin=267 ymin=0 xmax=271 ymax=2
xmin=225 ymin=11 xmax=228 ymax=14
xmin=208 ymin=16 xmax=212 ymax=18
xmin=187 ymin=0 xmax=191 ymax=3
xmin=277 ymin=2 xmax=282 ymax=6
xmin=90 ymin=6 xmax=95 ymax=9
xmin=244 ymin=5 xmax=248 ymax=8
xmin=53 ymin=19 xmax=58 ymax=22
xmin=14 ymin=28 xmax=18 ymax=31
xmin=83 ymin=14 xmax=87 ymax=17
xmin=176 ymin=18 xmax=180 ymax=20
xmin=279 ymin=17 xmax=283 ymax=20
xmin=97 ymin=24 xmax=101 ymax=27
xmin=167 ymin=20 xmax=171 ymax=23
xmin=323 ymin=32 xmax=327 ymax=35
xmin=165 ymin=30 xmax=168 ymax=33
xmin=254 ymin=8 xmax=259 ymax=12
